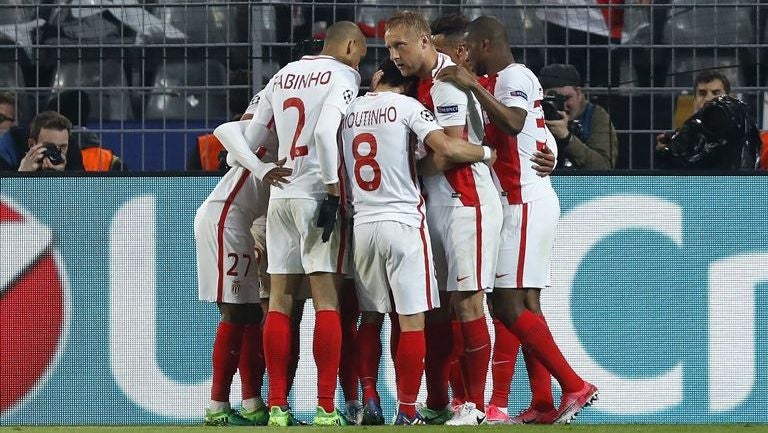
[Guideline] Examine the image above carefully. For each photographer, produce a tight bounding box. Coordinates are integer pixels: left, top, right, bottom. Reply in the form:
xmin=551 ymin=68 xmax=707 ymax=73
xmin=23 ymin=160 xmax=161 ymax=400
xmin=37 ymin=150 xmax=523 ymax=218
xmin=539 ymin=63 xmax=618 ymax=169
xmin=18 ymin=111 xmax=73 ymax=172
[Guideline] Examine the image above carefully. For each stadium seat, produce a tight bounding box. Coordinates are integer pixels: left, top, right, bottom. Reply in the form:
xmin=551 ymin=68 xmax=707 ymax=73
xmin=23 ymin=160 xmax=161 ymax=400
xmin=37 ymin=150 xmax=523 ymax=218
xmin=145 ymin=59 xmax=228 ymax=121
xmin=462 ymin=0 xmax=544 ymax=46
xmin=356 ymin=0 xmax=440 ymax=39
xmin=51 ymin=60 xmax=133 ymax=121
xmin=153 ymin=0 xmax=239 ymax=44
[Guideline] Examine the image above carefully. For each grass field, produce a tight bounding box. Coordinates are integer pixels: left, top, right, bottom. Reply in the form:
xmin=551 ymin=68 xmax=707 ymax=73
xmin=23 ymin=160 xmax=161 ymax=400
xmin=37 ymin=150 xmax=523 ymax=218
xmin=3 ymin=426 xmax=768 ymax=433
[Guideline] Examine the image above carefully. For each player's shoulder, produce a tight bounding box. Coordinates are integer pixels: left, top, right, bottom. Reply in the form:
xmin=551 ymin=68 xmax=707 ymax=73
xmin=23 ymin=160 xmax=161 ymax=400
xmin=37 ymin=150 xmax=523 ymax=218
xmin=498 ymin=63 xmax=538 ymax=87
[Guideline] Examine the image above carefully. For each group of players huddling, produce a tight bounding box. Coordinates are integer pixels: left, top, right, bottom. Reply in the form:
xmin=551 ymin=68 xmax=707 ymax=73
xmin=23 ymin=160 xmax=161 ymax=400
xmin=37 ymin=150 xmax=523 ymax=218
xmin=194 ymin=10 xmax=598 ymax=427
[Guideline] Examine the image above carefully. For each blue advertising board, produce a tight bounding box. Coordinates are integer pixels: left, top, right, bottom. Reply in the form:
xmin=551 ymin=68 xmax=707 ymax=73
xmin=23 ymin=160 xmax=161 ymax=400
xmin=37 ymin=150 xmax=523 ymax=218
xmin=0 ymin=175 xmax=766 ymax=424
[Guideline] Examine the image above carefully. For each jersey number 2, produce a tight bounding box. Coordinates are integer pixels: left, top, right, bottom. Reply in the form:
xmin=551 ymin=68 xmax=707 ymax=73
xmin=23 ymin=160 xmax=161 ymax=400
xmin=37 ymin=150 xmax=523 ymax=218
xmin=352 ymin=132 xmax=381 ymax=191
xmin=284 ymin=97 xmax=308 ymax=158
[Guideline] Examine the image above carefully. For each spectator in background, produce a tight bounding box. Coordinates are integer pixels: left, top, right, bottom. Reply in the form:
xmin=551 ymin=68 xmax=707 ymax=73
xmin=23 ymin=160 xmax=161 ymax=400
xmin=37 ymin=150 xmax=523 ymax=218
xmin=47 ymin=90 xmax=124 ymax=171
xmin=0 ymin=92 xmax=17 ymax=135
xmin=655 ymin=71 xmax=761 ymax=170
xmin=17 ymin=111 xmax=72 ymax=172
xmin=656 ymin=70 xmax=730 ymax=152
xmin=539 ymin=63 xmax=618 ymax=169
xmin=536 ymin=0 xmax=627 ymax=88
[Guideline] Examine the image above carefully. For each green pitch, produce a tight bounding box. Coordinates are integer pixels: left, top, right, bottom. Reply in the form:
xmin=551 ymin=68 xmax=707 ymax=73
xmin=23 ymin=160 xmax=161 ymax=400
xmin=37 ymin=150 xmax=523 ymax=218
xmin=3 ymin=426 xmax=768 ymax=433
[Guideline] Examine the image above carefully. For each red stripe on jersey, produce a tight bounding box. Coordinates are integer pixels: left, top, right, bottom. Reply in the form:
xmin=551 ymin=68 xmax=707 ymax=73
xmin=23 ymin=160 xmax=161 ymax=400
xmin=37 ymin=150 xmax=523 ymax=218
xmin=337 ymin=129 xmax=348 ymax=274
xmin=475 ymin=206 xmax=483 ymax=291
xmin=516 ymin=202 xmax=529 ymax=288
xmin=417 ymin=196 xmax=433 ymax=309
xmin=336 ymin=218 xmax=347 ymax=274
xmin=483 ymin=74 xmax=523 ymax=205
xmin=255 ymin=146 xmax=267 ymax=159
xmin=267 ymin=116 xmax=275 ymax=130
xmin=216 ymin=170 xmax=252 ymax=302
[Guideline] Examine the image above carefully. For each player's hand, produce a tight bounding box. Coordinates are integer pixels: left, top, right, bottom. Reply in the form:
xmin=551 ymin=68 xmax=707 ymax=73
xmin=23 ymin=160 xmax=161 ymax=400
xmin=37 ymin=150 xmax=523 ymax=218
xmin=544 ymin=111 xmax=570 ymax=140
xmin=435 ymin=65 xmax=477 ymax=90
xmin=316 ymin=194 xmax=340 ymax=243
xmin=17 ymin=143 xmax=46 ymax=172
xmin=531 ymin=146 xmax=556 ymax=177
xmin=263 ymin=158 xmax=292 ymax=187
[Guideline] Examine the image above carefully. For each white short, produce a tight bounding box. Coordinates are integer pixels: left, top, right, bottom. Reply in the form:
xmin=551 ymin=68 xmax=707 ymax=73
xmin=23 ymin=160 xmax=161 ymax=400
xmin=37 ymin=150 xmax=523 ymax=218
xmin=353 ymin=221 xmax=440 ymax=315
xmin=266 ymin=198 xmax=347 ymax=275
xmin=195 ymin=205 xmax=261 ymax=304
xmin=495 ymin=192 xmax=560 ymax=289
xmin=252 ymin=214 xmax=312 ymax=300
xmin=427 ymin=201 xmax=502 ymax=292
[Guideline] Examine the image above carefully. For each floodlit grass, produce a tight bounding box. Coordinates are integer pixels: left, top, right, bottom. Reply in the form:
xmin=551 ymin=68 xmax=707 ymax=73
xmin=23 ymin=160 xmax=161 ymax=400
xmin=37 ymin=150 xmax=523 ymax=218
xmin=2 ymin=425 xmax=768 ymax=433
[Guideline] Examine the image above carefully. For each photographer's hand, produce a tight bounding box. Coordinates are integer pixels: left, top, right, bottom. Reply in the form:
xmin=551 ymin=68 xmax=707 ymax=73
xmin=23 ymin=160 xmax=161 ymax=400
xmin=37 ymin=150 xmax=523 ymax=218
xmin=544 ymin=111 xmax=570 ymax=140
xmin=17 ymin=143 xmax=46 ymax=172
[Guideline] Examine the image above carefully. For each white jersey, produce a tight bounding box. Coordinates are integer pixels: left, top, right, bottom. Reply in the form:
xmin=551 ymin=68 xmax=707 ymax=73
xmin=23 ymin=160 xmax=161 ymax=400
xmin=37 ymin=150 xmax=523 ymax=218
xmin=244 ymin=89 xmax=264 ymax=115
xmin=341 ymin=91 xmax=442 ymax=228
xmin=250 ymin=55 xmax=361 ymax=200
xmin=480 ymin=63 xmax=557 ymax=205
xmin=416 ymin=52 xmax=497 ymax=207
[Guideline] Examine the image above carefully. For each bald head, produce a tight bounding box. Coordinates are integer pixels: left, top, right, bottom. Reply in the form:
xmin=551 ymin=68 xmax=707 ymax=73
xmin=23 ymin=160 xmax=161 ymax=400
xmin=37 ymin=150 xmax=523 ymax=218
xmin=467 ymin=16 xmax=507 ymax=47
xmin=321 ymin=21 xmax=367 ymax=69
xmin=324 ymin=21 xmax=365 ymax=45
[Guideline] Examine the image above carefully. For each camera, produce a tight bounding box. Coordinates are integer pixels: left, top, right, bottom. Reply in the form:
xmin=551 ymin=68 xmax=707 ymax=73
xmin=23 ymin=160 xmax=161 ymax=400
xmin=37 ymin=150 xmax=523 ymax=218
xmin=541 ymin=93 xmax=584 ymax=139
xmin=42 ymin=144 xmax=65 ymax=165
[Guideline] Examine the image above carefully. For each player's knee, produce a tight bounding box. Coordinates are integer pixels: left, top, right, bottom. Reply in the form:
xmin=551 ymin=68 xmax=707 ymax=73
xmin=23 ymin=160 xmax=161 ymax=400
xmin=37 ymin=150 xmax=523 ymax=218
xmin=398 ymin=312 xmax=424 ymax=331
xmin=360 ymin=310 xmax=384 ymax=325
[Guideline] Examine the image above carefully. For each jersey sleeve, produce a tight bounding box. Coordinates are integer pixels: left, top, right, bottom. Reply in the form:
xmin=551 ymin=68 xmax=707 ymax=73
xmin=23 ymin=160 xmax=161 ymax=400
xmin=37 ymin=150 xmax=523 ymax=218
xmin=403 ymin=98 xmax=443 ymax=143
xmin=496 ymin=68 xmax=534 ymax=110
xmin=323 ymin=68 xmax=361 ymax=115
xmin=251 ymin=81 xmax=275 ymax=127
xmin=431 ymin=80 xmax=469 ymax=127
xmin=244 ymin=89 xmax=266 ymax=115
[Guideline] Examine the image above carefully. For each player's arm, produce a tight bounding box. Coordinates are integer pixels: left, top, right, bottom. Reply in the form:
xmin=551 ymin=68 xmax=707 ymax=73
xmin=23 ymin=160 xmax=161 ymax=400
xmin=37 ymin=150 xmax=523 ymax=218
xmin=436 ymin=65 xmax=526 ymax=136
xmin=424 ymin=130 xmax=492 ymax=164
xmin=314 ymin=104 xmax=343 ymax=196
xmin=214 ymin=120 xmax=290 ymax=184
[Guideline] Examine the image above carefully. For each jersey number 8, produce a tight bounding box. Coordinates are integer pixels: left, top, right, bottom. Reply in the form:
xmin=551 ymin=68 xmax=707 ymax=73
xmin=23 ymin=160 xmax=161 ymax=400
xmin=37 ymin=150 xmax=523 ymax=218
xmin=352 ymin=132 xmax=381 ymax=191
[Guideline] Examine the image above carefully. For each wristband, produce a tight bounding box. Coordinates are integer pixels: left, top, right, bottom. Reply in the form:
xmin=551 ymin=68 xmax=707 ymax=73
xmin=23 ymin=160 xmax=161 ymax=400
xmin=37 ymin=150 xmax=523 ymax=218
xmin=482 ymin=146 xmax=492 ymax=162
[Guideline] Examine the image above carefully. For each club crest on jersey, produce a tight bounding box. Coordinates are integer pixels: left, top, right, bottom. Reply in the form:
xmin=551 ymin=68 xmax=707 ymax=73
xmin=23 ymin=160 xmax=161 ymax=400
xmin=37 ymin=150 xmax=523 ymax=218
xmin=436 ymin=105 xmax=459 ymax=114
xmin=510 ymin=90 xmax=528 ymax=99
xmin=249 ymin=94 xmax=260 ymax=106
xmin=420 ymin=110 xmax=435 ymax=122
xmin=343 ymin=89 xmax=354 ymax=104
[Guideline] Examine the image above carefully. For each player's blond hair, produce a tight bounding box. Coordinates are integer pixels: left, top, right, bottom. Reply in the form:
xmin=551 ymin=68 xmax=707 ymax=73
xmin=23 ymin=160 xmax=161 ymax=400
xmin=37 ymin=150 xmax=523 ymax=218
xmin=385 ymin=11 xmax=431 ymax=39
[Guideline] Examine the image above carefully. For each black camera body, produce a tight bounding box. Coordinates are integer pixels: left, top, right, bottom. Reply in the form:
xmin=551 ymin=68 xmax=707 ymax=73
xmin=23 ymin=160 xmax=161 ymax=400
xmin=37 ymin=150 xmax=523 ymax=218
xmin=541 ymin=93 xmax=583 ymax=139
xmin=42 ymin=144 xmax=65 ymax=165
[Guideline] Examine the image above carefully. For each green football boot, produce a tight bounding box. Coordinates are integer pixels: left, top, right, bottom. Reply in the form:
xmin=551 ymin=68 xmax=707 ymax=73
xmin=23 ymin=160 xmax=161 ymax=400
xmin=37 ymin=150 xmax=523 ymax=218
xmin=204 ymin=408 xmax=254 ymax=426
xmin=312 ymin=406 xmax=350 ymax=426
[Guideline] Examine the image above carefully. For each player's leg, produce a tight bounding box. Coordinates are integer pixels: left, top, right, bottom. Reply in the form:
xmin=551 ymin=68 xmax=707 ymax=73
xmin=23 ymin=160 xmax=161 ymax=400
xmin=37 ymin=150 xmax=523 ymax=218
xmin=233 ymin=303 xmax=268 ymax=425
xmin=286 ymin=295 xmax=306 ymax=394
xmin=495 ymin=195 xmax=596 ymax=425
xmin=448 ymin=318 xmax=466 ymax=408
xmin=338 ymin=279 xmax=362 ymax=423
xmin=519 ymin=289 xmax=556 ymax=418
xmin=486 ymin=295 xmax=520 ymax=425
xmin=356 ymin=311 xmax=385 ymax=425
xmin=196 ymin=208 xmax=261 ymax=426
xmin=263 ymin=199 xmax=307 ymax=425
xmin=444 ymin=204 xmax=501 ymax=426
xmin=421 ymin=206 xmax=454 ymax=423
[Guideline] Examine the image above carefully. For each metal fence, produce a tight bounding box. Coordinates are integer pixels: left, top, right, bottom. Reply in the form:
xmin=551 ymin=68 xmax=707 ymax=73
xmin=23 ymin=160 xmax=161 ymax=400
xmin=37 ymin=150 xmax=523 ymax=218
xmin=0 ymin=0 xmax=765 ymax=170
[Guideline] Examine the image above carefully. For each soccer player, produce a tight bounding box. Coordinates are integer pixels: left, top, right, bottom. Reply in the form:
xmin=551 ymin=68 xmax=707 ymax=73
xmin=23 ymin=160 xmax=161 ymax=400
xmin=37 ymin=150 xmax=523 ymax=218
xmin=384 ymin=11 xmax=503 ymax=426
xmin=437 ymin=15 xmax=598 ymax=425
xmin=196 ymin=90 xmax=285 ymax=426
xmin=345 ymin=59 xmax=496 ymax=425
xmin=215 ymin=21 xmax=366 ymax=426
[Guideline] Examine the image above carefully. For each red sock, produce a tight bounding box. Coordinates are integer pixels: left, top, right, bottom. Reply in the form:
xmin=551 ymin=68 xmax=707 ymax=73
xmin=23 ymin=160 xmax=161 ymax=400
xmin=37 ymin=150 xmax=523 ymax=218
xmin=449 ymin=320 xmax=466 ymax=404
xmin=239 ymin=323 xmax=264 ymax=400
xmin=489 ymin=319 xmax=520 ymax=408
xmin=396 ymin=330 xmax=426 ymax=418
xmin=314 ymin=310 xmax=342 ymax=413
xmin=509 ymin=310 xmax=583 ymax=393
xmin=211 ymin=321 xmax=244 ymax=402
xmin=339 ymin=291 xmax=360 ymax=402
xmin=524 ymin=314 xmax=554 ymax=410
xmin=460 ymin=317 xmax=491 ymax=411
xmin=424 ymin=321 xmax=452 ymax=410
xmin=286 ymin=318 xmax=301 ymax=393
xmin=357 ymin=321 xmax=383 ymax=402
xmin=263 ymin=311 xmax=291 ymax=407
xmin=390 ymin=314 xmax=401 ymax=366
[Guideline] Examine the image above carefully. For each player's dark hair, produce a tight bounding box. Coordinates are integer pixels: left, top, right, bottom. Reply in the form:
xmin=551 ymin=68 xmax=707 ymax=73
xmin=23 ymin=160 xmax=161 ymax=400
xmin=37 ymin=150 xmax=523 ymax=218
xmin=694 ymin=70 xmax=731 ymax=94
xmin=377 ymin=59 xmax=419 ymax=96
xmin=430 ymin=13 xmax=469 ymax=38
xmin=29 ymin=110 xmax=72 ymax=141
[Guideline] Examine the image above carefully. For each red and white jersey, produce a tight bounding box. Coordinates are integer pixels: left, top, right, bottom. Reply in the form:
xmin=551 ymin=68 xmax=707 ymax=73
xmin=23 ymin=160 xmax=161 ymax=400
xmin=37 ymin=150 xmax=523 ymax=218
xmin=243 ymin=88 xmax=279 ymax=159
xmin=198 ymin=166 xmax=269 ymax=224
xmin=341 ymin=91 xmax=442 ymax=228
xmin=479 ymin=63 xmax=557 ymax=205
xmin=244 ymin=89 xmax=265 ymax=115
xmin=417 ymin=52 xmax=497 ymax=207
xmin=251 ymin=55 xmax=361 ymax=200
